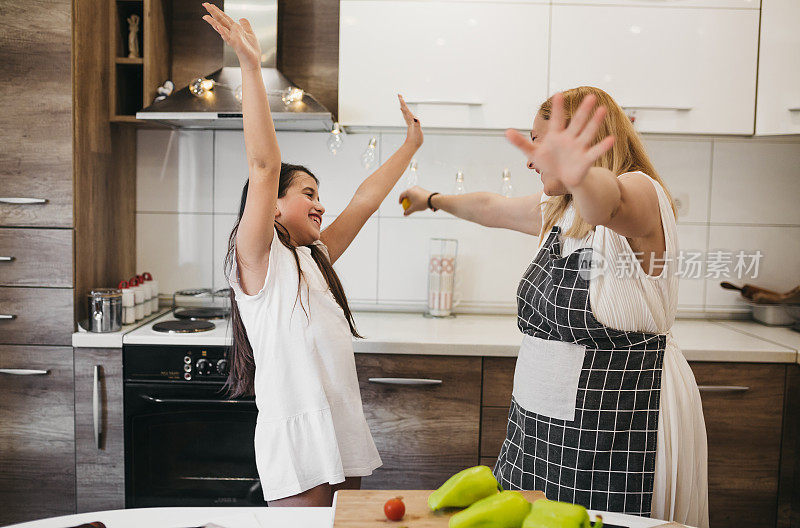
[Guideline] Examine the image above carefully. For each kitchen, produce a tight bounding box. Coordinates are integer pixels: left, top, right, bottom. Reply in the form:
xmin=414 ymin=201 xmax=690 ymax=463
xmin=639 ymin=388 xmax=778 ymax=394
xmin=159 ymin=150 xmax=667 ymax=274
xmin=1 ymin=0 xmax=799 ymax=527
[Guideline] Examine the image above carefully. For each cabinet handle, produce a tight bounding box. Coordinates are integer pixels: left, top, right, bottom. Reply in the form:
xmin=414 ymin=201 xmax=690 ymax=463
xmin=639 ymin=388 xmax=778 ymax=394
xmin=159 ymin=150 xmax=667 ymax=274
xmin=0 ymin=256 xmax=14 ymax=262
xmin=93 ymin=365 xmax=102 ymax=449
xmin=0 ymin=368 xmax=49 ymax=375
xmin=368 ymin=377 xmax=442 ymax=386
xmin=789 ymin=108 xmax=800 ymax=112
xmin=403 ymin=99 xmax=483 ymax=107
xmin=622 ymin=105 xmax=692 ymax=112
xmin=698 ymin=385 xmax=749 ymax=393
xmin=0 ymin=314 xmax=17 ymax=320
xmin=0 ymin=197 xmax=48 ymax=205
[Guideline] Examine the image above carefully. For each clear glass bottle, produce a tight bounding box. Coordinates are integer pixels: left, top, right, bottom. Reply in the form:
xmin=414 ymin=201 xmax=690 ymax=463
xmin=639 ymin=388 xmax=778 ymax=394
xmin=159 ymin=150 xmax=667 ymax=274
xmin=453 ymin=171 xmax=466 ymax=195
xmin=361 ymin=137 xmax=378 ymax=169
xmin=326 ymin=122 xmax=344 ymax=155
xmin=501 ymin=168 xmax=514 ymax=197
xmin=405 ymin=159 xmax=419 ymax=188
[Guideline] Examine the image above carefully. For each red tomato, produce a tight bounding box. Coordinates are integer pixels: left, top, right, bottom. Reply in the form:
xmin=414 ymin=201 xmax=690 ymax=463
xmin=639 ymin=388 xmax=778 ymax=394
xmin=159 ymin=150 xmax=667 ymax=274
xmin=384 ymin=496 xmax=405 ymax=521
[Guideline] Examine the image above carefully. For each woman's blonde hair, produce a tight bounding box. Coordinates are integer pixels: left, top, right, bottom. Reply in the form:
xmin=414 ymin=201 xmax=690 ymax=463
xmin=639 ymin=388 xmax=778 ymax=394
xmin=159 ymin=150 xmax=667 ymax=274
xmin=538 ymin=86 xmax=676 ymax=239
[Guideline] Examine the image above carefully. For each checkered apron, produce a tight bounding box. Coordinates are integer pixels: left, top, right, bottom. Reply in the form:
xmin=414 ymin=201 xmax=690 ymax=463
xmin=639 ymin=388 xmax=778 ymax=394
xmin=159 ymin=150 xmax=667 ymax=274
xmin=493 ymin=226 xmax=666 ymax=515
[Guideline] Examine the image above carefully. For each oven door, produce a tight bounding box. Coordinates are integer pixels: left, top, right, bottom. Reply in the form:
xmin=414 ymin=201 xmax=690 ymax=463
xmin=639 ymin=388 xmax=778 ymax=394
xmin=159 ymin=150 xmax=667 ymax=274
xmin=124 ymin=382 xmax=265 ymax=507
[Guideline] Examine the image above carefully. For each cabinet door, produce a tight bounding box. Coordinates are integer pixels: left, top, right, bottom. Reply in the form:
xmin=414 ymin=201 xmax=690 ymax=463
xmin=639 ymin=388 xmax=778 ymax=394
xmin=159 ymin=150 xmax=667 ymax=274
xmin=0 ymin=0 xmax=73 ymax=227
xmin=549 ymin=5 xmax=759 ymax=134
xmin=74 ymin=348 xmax=125 ymax=512
xmin=355 ymin=354 xmax=481 ymax=489
xmin=755 ymin=0 xmax=800 ymax=135
xmin=691 ymin=362 xmax=785 ymax=528
xmin=339 ymin=1 xmax=549 ymax=129
xmin=0 ymin=345 xmax=75 ymax=525
xmin=480 ymin=357 xmax=516 ymax=467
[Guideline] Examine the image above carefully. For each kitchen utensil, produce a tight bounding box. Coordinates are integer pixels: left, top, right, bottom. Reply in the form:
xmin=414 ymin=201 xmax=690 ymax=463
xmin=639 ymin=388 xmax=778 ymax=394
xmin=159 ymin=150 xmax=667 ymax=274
xmin=87 ymin=288 xmax=122 ymax=333
xmin=720 ymin=281 xmax=800 ymax=304
xmin=748 ymin=301 xmax=800 ymax=326
xmin=332 ymin=489 xmax=546 ymax=528
xmin=427 ymin=238 xmax=459 ymax=317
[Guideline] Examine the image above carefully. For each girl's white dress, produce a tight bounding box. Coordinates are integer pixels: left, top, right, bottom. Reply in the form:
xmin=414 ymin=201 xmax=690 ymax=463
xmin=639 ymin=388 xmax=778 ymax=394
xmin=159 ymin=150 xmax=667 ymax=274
xmin=536 ymin=172 xmax=709 ymax=527
xmin=229 ymin=228 xmax=381 ymax=501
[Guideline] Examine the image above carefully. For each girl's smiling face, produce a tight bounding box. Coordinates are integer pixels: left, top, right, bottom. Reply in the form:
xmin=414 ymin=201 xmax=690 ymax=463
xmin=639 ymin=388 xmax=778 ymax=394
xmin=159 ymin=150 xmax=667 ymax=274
xmin=275 ymin=172 xmax=325 ymax=246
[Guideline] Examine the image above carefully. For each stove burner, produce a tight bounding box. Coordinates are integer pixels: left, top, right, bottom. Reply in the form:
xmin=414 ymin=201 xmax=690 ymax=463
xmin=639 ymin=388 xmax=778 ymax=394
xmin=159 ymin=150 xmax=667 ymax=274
xmin=173 ymin=307 xmax=230 ymax=320
xmin=152 ymin=320 xmax=216 ymax=333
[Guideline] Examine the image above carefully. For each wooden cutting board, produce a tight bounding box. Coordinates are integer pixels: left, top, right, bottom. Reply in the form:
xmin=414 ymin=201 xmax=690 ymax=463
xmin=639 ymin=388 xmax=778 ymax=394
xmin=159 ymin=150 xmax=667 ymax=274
xmin=332 ymin=489 xmax=546 ymax=527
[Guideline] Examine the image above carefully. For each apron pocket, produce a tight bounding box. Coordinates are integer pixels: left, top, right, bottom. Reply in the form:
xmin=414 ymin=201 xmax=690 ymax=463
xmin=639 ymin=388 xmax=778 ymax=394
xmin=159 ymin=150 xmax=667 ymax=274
xmin=512 ymin=335 xmax=585 ymax=422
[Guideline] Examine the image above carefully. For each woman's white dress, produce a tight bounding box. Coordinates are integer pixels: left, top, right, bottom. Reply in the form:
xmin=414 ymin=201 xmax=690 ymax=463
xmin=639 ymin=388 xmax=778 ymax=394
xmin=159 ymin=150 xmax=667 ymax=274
xmin=538 ymin=172 xmax=709 ymax=527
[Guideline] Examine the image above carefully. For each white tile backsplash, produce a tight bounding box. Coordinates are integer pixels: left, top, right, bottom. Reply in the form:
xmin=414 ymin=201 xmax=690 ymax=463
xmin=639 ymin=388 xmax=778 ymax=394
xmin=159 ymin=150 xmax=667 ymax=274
xmin=378 ymin=132 xmax=542 ymax=219
xmin=137 ymin=213 xmax=214 ymax=293
xmin=643 ymin=138 xmax=712 ymax=224
xmin=705 ymin=225 xmax=800 ymax=311
xmin=710 ymin=139 xmax=800 ymax=225
xmin=378 ymin=217 xmax=539 ymax=308
xmin=137 ymin=130 xmax=214 ymax=213
xmin=137 ymin=128 xmax=800 ymax=317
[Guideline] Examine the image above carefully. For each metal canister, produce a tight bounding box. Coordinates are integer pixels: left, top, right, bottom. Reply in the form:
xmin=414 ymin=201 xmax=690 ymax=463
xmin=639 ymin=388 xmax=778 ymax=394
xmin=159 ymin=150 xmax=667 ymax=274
xmin=87 ymin=288 xmax=123 ymax=333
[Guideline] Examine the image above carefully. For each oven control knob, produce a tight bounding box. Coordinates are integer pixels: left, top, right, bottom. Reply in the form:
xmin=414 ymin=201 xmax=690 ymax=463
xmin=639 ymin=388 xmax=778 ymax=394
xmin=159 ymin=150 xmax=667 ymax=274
xmin=216 ymin=359 xmax=229 ymax=375
xmin=195 ymin=358 xmax=213 ymax=376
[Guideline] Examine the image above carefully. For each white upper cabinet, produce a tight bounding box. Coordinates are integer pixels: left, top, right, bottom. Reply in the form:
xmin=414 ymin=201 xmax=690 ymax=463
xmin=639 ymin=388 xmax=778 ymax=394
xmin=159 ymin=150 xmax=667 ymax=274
xmin=552 ymin=0 xmax=759 ymax=7
xmin=755 ymin=0 xmax=800 ymax=135
xmin=339 ymin=1 xmax=549 ymax=130
xmin=549 ymin=4 xmax=759 ymax=134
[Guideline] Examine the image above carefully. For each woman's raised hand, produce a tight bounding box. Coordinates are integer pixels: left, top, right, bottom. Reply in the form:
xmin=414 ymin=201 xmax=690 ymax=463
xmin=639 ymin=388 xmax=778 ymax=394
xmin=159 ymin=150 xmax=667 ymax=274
xmin=506 ymin=93 xmax=615 ymax=190
xmin=399 ymin=186 xmax=431 ymax=216
xmin=398 ymin=94 xmax=423 ymax=149
xmin=202 ymin=3 xmax=261 ymax=72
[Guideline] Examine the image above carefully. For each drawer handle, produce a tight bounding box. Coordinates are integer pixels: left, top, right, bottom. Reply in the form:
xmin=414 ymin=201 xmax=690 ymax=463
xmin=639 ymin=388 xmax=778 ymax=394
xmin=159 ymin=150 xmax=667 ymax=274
xmin=0 ymin=368 xmax=49 ymax=375
xmin=403 ymin=99 xmax=483 ymax=107
xmin=368 ymin=377 xmax=443 ymax=386
xmin=698 ymin=385 xmax=750 ymax=393
xmin=0 ymin=197 xmax=48 ymax=205
xmin=93 ymin=365 xmax=102 ymax=449
xmin=789 ymin=107 xmax=800 ymax=112
xmin=0 ymin=256 xmax=14 ymax=262
xmin=0 ymin=314 xmax=17 ymax=320
xmin=622 ymin=105 xmax=692 ymax=112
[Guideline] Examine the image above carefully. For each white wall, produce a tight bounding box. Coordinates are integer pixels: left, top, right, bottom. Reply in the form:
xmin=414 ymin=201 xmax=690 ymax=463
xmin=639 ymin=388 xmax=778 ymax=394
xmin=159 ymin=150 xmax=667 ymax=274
xmin=136 ymin=128 xmax=800 ymax=316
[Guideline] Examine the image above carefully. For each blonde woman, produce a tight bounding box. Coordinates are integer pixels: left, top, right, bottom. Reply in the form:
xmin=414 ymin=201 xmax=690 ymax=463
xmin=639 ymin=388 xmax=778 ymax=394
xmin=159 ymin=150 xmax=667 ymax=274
xmin=400 ymin=87 xmax=708 ymax=526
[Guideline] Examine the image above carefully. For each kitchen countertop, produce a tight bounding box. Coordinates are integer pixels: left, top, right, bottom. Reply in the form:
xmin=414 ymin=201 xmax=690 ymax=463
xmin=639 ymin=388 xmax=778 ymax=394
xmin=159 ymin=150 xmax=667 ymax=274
xmin=5 ymin=504 xmax=672 ymax=528
xmin=73 ymin=310 xmax=800 ymax=364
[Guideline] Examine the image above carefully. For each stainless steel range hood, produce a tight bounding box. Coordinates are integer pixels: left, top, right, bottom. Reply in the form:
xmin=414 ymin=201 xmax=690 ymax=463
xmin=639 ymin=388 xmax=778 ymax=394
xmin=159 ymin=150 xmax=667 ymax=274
xmin=136 ymin=0 xmax=333 ymax=131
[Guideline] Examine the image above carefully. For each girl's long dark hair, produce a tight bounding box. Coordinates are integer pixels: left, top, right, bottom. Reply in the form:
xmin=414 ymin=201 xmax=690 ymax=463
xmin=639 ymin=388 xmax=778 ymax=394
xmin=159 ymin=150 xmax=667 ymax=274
xmin=224 ymin=163 xmax=361 ymax=397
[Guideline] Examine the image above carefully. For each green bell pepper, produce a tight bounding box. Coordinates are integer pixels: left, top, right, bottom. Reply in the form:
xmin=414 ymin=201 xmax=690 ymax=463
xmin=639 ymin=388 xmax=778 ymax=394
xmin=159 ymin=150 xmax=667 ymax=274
xmin=448 ymin=490 xmax=532 ymax=528
xmin=522 ymin=499 xmax=603 ymax=528
xmin=428 ymin=465 xmax=500 ymax=511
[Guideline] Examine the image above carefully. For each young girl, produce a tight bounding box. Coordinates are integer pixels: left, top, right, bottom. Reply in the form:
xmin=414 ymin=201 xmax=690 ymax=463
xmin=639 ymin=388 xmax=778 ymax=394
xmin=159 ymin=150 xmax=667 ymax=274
xmin=400 ymin=87 xmax=708 ymax=527
xmin=201 ymin=4 xmax=423 ymax=506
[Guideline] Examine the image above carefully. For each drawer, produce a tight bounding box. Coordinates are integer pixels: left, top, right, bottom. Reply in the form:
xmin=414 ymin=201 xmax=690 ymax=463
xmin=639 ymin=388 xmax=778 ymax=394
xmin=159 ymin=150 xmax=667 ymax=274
xmin=691 ymin=362 xmax=785 ymax=528
xmin=482 ymin=357 xmax=515 ymax=407
xmin=0 ymin=228 xmax=73 ymax=287
xmin=0 ymin=287 xmax=73 ymax=346
xmin=356 ymin=353 xmax=481 ymax=489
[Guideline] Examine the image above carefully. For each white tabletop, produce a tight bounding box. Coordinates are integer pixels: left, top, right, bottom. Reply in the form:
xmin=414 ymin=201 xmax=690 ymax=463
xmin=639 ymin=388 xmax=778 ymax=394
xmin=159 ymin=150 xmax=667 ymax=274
xmin=5 ymin=505 xmax=671 ymax=528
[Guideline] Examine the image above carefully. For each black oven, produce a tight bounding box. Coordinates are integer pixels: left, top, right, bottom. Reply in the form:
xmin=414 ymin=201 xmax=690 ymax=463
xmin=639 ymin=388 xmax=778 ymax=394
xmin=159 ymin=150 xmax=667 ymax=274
xmin=123 ymin=344 xmax=266 ymax=507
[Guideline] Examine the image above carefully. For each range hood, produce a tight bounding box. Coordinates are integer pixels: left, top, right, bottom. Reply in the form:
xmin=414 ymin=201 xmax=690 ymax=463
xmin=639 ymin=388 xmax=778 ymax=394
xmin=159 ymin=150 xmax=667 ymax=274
xmin=136 ymin=0 xmax=333 ymax=131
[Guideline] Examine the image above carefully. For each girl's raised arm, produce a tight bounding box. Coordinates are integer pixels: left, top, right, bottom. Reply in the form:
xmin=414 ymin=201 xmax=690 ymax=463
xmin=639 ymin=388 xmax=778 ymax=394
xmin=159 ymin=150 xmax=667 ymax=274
xmin=203 ymin=3 xmax=281 ymax=294
xmin=320 ymin=95 xmax=423 ymax=263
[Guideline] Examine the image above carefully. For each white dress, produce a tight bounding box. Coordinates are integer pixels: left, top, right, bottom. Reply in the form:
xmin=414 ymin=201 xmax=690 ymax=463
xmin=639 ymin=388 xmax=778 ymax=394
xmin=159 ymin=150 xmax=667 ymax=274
xmin=228 ymin=228 xmax=382 ymax=501
xmin=539 ymin=172 xmax=709 ymax=527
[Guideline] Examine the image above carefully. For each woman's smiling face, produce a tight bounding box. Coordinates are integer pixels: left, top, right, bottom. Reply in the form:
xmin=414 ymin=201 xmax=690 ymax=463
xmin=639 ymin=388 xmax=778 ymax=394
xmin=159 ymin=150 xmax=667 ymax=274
xmin=275 ymin=172 xmax=325 ymax=246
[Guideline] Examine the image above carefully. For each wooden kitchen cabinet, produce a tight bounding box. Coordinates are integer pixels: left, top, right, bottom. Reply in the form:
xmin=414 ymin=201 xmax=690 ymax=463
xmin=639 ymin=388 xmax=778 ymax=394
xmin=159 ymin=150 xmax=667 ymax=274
xmin=355 ymin=354 xmax=481 ymax=489
xmin=74 ymin=348 xmax=125 ymax=513
xmin=692 ymin=362 xmax=786 ymax=528
xmin=0 ymin=345 xmax=75 ymax=526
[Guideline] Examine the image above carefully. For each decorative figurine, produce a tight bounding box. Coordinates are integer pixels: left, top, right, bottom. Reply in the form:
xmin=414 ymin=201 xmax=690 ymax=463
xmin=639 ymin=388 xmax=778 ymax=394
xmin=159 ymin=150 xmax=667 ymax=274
xmin=127 ymin=14 xmax=140 ymax=58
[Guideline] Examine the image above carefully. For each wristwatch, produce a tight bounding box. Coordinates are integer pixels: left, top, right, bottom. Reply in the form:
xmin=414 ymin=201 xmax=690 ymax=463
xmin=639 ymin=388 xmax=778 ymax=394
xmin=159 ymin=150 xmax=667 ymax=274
xmin=427 ymin=192 xmax=440 ymax=212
